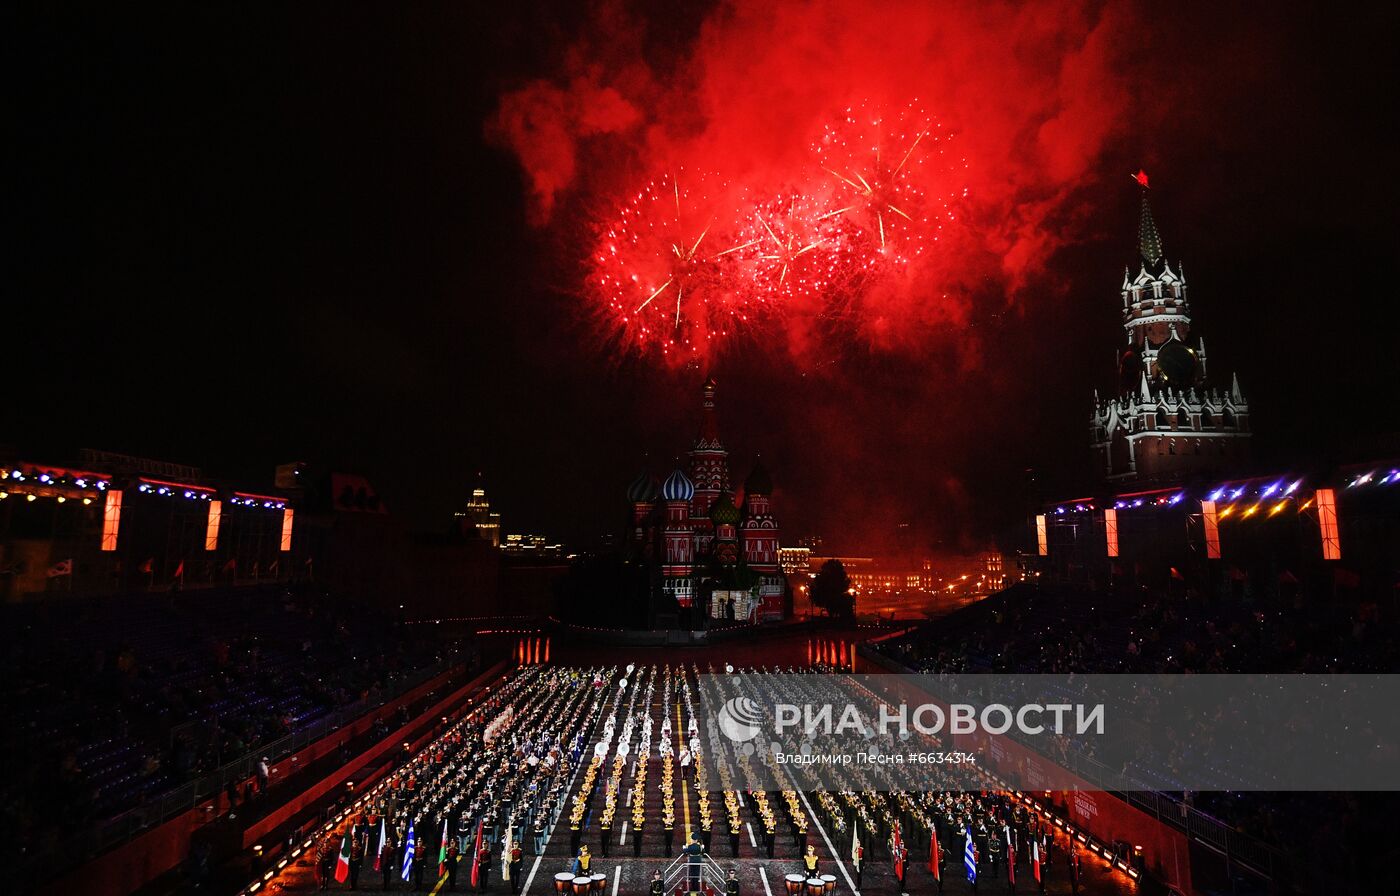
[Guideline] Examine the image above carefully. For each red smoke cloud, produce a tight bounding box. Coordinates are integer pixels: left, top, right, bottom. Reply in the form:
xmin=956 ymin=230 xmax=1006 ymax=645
xmin=489 ymin=0 xmax=1145 ymax=366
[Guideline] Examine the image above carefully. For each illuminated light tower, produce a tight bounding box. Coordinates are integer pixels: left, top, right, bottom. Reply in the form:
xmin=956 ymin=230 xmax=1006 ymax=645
xmin=687 ymin=376 xmax=732 ymax=557
xmin=1090 ymin=172 xmax=1252 ymax=481
xmin=661 ymin=467 xmax=696 ymax=607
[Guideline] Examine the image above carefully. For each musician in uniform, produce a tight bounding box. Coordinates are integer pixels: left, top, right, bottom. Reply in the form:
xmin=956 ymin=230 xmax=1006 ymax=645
xmin=802 ymin=845 xmax=820 ymax=877
xmin=649 ymin=870 xmax=664 ymax=896
xmin=724 ymin=868 xmax=740 ymax=896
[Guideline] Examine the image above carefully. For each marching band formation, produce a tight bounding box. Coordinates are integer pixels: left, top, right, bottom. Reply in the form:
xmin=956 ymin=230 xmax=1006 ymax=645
xmin=300 ymin=664 xmax=1091 ymax=895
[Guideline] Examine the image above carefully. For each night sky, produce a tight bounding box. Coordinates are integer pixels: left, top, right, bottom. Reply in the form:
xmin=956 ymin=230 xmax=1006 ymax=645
xmin=11 ymin=2 xmax=1400 ymax=554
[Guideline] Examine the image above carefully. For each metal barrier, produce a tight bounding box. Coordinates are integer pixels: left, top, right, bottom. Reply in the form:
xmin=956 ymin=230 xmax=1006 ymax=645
xmin=661 ymin=850 xmax=731 ymax=894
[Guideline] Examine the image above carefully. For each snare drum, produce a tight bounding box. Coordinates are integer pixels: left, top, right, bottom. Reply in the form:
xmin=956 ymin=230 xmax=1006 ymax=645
xmin=820 ymin=874 xmax=837 ymax=895
xmin=806 ymin=878 xmax=824 ymax=896
xmin=784 ymin=873 xmax=806 ymax=895
xmin=572 ymin=876 xmax=592 ymax=896
xmin=589 ymin=873 xmax=607 ymax=893
xmin=554 ymin=873 xmax=574 ymax=894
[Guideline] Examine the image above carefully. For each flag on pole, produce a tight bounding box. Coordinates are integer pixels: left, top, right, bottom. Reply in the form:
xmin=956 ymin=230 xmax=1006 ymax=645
xmin=892 ymin=825 xmax=905 ymax=883
xmin=139 ymin=558 xmax=154 ymax=574
xmin=502 ymin=833 xmax=513 ymax=882
xmin=400 ymin=820 xmax=417 ymax=881
xmin=173 ymin=560 xmax=185 ymax=580
xmin=334 ymin=835 xmax=351 ymax=883
xmin=470 ymin=818 xmax=485 ymax=888
xmin=928 ymin=823 xmax=941 ymax=881
xmin=964 ymin=829 xmax=977 ymax=884
xmin=374 ymin=819 xmax=386 ymax=871
xmin=439 ymin=816 xmax=450 ymax=877
xmin=1007 ymin=837 xmax=1016 ymax=888
xmin=851 ymin=824 xmax=860 ymax=867
xmin=1032 ymin=839 xmax=1042 ymax=884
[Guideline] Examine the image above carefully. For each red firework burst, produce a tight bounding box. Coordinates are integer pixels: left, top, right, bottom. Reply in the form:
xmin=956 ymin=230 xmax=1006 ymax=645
xmin=811 ymin=101 xmax=965 ymax=271
xmin=590 ymin=170 xmax=755 ymax=360
xmin=730 ymin=190 xmax=860 ymax=309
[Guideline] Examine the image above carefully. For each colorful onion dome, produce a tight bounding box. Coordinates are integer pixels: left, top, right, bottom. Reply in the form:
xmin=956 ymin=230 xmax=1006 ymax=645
xmin=661 ymin=468 xmax=694 ymax=502
xmin=744 ymin=461 xmax=772 ymax=496
xmin=709 ymin=491 xmax=740 ymax=526
xmin=626 ymin=470 xmax=660 ymax=504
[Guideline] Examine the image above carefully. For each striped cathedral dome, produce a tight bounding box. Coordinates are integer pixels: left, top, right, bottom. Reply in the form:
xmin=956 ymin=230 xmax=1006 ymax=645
xmin=661 ymin=468 xmax=694 ymax=502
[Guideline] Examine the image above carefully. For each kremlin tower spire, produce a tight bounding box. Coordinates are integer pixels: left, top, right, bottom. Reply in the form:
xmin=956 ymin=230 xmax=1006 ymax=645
xmin=1138 ymin=190 xmax=1165 ymax=269
xmin=1091 ymin=173 xmax=1251 ymax=481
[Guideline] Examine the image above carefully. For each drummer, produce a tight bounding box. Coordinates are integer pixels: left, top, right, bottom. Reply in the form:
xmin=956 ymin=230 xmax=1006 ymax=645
xmin=572 ymin=845 xmax=591 ymax=875
xmin=802 ymin=845 xmax=820 ymax=877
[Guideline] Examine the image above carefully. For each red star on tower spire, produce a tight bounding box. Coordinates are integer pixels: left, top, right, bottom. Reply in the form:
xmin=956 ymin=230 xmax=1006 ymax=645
xmin=1132 ymin=169 xmax=1150 ymax=188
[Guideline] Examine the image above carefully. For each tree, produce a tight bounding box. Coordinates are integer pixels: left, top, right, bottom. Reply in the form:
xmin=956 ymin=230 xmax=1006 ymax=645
xmin=810 ymin=559 xmax=855 ymax=618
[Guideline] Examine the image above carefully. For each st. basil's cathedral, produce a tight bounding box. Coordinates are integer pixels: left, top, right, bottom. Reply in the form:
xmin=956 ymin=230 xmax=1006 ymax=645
xmin=625 ymin=378 xmax=787 ymax=623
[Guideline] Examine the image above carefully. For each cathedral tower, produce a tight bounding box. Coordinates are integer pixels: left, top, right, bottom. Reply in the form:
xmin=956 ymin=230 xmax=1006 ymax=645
xmin=661 ymin=468 xmax=696 ymax=606
xmin=688 ymin=377 xmax=731 ymax=555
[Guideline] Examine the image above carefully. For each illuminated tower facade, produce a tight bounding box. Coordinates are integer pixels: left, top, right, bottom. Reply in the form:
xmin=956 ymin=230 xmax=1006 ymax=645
xmin=740 ymin=461 xmax=785 ymax=618
xmin=660 ymin=468 xmax=696 ymax=606
xmin=1090 ymin=176 xmax=1251 ymax=481
xmin=709 ymin=492 xmax=740 ymax=565
xmin=459 ymin=487 xmax=502 ymax=546
xmin=688 ymin=377 xmax=731 ymax=556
